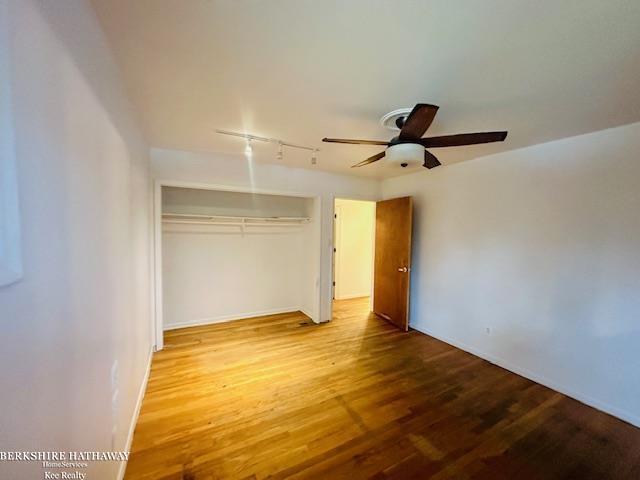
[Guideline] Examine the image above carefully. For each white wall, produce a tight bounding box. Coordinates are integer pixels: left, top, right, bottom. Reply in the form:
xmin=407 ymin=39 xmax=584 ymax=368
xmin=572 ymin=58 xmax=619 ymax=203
xmin=0 ymin=1 xmax=21 ymax=286
xmin=300 ymin=197 xmax=321 ymax=320
xmin=382 ymin=122 xmax=640 ymax=427
xmin=152 ymin=148 xmax=380 ymax=323
xmin=161 ymin=188 xmax=316 ymax=329
xmin=163 ymin=224 xmax=307 ymax=328
xmin=334 ymin=199 xmax=375 ymax=300
xmin=162 ymin=186 xmax=312 ymax=218
xmin=0 ymin=1 xmax=152 ymax=478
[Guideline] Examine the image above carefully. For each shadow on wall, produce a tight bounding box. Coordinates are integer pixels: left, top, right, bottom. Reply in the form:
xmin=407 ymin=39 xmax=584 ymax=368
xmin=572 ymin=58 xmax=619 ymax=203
xmin=34 ymin=0 xmax=146 ymax=149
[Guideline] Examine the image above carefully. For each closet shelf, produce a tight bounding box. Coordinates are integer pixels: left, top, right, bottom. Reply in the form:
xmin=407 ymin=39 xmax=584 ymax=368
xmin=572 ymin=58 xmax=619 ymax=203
xmin=162 ymin=212 xmax=310 ymax=227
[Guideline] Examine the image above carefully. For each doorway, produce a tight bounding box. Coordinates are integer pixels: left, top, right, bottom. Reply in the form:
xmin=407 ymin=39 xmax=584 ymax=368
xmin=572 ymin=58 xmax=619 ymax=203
xmin=332 ymin=198 xmax=376 ymax=318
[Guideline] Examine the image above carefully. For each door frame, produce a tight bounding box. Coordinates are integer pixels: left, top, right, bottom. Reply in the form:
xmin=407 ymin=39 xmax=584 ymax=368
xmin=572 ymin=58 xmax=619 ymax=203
xmin=331 ymin=196 xmax=377 ymax=312
xmin=152 ymin=179 xmax=322 ymax=351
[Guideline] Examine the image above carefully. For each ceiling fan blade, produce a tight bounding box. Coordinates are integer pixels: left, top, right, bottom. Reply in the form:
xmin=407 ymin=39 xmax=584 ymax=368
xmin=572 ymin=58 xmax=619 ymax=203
xmin=351 ymin=151 xmax=385 ymax=168
xmin=423 ymin=150 xmax=441 ymax=169
xmin=323 ymin=138 xmax=389 ymax=146
xmin=419 ymin=131 xmax=508 ymax=148
xmin=398 ymin=103 xmax=439 ymax=141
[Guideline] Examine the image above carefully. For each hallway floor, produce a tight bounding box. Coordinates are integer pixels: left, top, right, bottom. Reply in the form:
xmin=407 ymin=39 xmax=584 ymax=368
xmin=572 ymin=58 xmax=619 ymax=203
xmin=125 ymin=297 xmax=640 ymax=479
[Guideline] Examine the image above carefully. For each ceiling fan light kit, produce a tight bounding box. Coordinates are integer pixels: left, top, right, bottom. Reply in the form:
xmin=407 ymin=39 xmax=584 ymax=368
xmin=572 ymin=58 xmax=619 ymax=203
xmin=323 ymin=103 xmax=508 ymax=171
xmin=385 ymin=143 xmax=424 ymax=168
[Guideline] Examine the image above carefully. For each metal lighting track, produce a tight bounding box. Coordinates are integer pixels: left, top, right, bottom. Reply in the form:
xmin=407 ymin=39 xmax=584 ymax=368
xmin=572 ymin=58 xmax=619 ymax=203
xmin=215 ymin=129 xmax=319 ymax=152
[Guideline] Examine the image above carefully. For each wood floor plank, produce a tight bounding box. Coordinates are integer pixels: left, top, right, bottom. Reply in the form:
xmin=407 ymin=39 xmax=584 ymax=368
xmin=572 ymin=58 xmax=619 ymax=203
xmin=125 ymin=297 xmax=640 ymax=479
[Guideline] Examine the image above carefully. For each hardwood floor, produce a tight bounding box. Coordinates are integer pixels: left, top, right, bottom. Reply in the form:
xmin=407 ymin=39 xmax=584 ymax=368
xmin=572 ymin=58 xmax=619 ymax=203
xmin=125 ymin=297 xmax=640 ymax=479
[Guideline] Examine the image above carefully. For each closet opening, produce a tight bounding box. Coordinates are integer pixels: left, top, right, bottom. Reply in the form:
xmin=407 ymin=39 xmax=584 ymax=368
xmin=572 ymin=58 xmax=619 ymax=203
xmin=153 ymin=183 xmax=321 ymax=350
xmin=332 ymin=198 xmax=376 ymax=320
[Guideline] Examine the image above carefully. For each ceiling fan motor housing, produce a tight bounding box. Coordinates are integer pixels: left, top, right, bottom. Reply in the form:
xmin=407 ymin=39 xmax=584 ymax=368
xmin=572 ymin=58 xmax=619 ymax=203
xmin=385 ymin=143 xmax=424 ymax=168
xmin=380 ymin=107 xmax=413 ymax=131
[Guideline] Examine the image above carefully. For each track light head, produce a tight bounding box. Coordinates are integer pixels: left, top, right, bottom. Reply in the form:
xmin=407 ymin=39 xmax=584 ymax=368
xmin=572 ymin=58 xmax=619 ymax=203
xmin=215 ymin=130 xmax=319 ymax=165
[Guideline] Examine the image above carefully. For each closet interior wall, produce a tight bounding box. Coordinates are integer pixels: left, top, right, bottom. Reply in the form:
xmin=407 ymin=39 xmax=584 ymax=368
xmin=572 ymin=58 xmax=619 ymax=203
xmin=161 ymin=187 xmax=319 ymax=330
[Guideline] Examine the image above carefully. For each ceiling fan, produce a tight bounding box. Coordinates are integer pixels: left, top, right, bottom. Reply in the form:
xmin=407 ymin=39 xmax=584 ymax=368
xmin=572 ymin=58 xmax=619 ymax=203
xmin=322 ymin=104 xmax=508 ymax=169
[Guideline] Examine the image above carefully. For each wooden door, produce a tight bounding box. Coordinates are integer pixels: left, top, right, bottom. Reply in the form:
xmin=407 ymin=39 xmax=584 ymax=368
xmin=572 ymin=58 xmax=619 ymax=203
xmin=373 ymin=197 xmax=413 ymax=331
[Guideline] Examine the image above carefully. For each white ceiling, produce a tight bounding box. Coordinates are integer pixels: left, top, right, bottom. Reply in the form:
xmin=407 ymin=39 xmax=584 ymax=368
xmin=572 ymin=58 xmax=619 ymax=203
xmin=92 ymin=0 xmax=640 ymax=178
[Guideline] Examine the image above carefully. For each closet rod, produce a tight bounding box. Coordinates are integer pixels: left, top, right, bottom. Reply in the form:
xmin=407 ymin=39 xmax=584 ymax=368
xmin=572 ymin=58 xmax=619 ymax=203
xmin=163 ymin=220 xmax=308 ymax=227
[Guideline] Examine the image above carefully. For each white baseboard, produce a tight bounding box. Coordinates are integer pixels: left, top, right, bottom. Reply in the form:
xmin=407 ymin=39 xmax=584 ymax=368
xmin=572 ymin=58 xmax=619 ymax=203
xmin=299 ymin=308 xmax=316 ymax=323
xmin=118 ymin=348 xmax=153 ymax=480
xmin=335 ymin=293 xmax=370 ymax=300
xmin=164 ymin=306 xmax=302 ymax=331
xmin=411 ymin=324 xmax=640 ymax=428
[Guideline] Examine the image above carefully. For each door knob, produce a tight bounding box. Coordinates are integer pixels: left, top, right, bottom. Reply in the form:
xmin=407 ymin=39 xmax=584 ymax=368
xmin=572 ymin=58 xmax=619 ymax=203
xmin=398 ymin=266 xmax=408 ymax=273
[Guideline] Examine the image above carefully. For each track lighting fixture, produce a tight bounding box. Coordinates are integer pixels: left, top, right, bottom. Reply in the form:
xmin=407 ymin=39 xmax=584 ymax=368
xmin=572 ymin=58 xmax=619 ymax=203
xmin=215 ymin=130 xmax=319 ymax=165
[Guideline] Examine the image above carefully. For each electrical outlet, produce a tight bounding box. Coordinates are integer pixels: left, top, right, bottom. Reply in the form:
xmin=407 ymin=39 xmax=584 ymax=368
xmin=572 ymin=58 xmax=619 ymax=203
xmin=112 ymin=388 xmax=119 ymax=421
xmin=112 ymin=388 xmax=119 ymax=410
xmin=111 ymin=388 xmax=119 ymax=450
xmin=111 ymin=425 xmax=117 ymax=451
xmin=111 ymin=361 xmax=119 ymax=388
xmin=110 ymin=361 xmax=119 ymax=450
